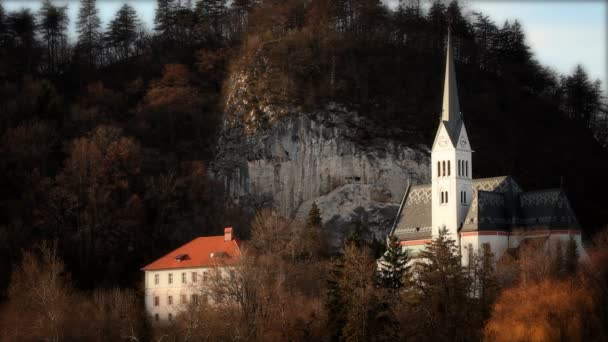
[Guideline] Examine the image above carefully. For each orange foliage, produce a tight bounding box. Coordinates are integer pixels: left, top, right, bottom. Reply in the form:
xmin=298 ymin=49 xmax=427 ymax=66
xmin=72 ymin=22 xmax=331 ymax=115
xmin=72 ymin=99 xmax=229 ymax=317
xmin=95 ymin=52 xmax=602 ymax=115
xmin=484 ymin=279 xmax=593 ymax=342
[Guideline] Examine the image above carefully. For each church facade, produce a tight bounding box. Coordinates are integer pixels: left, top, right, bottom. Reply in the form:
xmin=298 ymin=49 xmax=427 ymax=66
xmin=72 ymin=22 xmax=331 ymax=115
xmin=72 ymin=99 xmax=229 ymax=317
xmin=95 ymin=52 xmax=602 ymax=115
xmin=391 ymin=33 xmax=583 ymax=262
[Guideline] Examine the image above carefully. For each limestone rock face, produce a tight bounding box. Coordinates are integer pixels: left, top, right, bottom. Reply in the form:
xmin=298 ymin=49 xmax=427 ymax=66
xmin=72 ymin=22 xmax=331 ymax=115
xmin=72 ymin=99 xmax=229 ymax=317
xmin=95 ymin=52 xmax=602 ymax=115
xmin=212 ymin=61 xmax=430 ymax=243
xmin=212 ymin=103 xmax=430 ymax=242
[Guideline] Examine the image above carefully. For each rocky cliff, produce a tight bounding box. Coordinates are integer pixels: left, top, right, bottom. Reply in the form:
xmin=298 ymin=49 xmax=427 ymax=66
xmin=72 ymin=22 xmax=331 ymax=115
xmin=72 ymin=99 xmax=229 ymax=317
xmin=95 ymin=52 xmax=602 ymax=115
xmin=211 ymin=61 xmax=430 ymax=244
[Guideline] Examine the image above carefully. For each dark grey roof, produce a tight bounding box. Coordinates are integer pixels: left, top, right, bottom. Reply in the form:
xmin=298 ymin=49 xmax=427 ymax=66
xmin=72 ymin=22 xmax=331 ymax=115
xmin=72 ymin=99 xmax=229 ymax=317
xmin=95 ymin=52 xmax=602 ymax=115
xmin=519 ymin=189 xmax=579 ymax=229
xmin=392 ymin=176 xmax=579 ymax=240
xmin=393 ymin=185 xmax=432 ymax=241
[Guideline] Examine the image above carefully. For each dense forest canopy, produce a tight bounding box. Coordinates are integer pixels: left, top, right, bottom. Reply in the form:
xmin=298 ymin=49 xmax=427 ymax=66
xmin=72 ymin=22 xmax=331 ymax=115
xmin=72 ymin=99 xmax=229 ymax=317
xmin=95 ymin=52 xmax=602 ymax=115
xmin=0 ymin=0 xmax=606 ymax=298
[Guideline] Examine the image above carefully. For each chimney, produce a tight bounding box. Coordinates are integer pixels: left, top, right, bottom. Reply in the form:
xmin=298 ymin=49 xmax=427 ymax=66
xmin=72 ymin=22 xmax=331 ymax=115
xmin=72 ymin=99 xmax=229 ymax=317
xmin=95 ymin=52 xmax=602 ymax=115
xmin=224 ymin=227 xmax=233 ymax=242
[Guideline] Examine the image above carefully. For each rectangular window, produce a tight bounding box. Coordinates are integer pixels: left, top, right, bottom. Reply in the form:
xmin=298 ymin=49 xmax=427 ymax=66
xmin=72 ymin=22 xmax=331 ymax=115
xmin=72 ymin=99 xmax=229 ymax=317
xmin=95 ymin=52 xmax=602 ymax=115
xmin=181 ymin=294 xmax=187 ymax=304
xmin=154 ymin=314 xmax=159 ymax=322
xmin=182 ymin=272 xmax=186 ymax=284
xmin=154 ymin=296 xmax=159 ymax=307
xmin=437 ymin=161 xmax=441 ymax=177
xmin=464 ymin=191 xmax=467 ymax=204
xmin=168 ymin=273 xmax=173 ymax=284
xmin=442 ymin=161 xmax=446 ymax=176
xmin=445 ymin=191 xmax=448 ymax=203
xmin=203 ymin=271 xmax=208 ymax=282
xmin=192 ymin=272 xmax=197 ymax=283
xmin=154 ymin=274 xmax=159 ymax=285
xmin=192 ymin=294 xmax=199 ymax=305
xmin=168 ymin=295 xmax=173 ymax=305
xmin=458 ymin=160 xmax=461 ymax=176
xmin=447 ymin=160 xmax=451 ymax=176
xmin=168 ymin=313 xmax=173 ymax=321
xmin=466 ymin=161 xmax=469 ymax=177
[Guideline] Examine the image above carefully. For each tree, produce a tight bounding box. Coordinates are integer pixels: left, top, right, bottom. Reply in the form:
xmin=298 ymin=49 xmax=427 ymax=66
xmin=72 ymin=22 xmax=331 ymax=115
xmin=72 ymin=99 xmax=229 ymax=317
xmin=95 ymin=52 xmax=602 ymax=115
xmin=560 ymin=65 xmax=602 ymax=125
xmin=6 ymin=9 xmax=39 ymax=74
xmin=154 ymin=0 xmax=176 ymax=39
xmin=377 ymin=234 xmax=411 ymax=291
xmin=484 ymin=279 xmax=593 ymax=342
xmin=298 ymin=202 xmax=326 ymax=260
xmin=564 ymin=235 xmax=580 ymax=276
xmin=76 ymin=0 xmax=102 ymax=67
xmin=37 ymin=0 xmax=69 ymax=74
xmin=194 ymin=0 xmax=227 ymax=40
xmin=105 ymin=4 xmax=140 ymax=61
xmin=3 ymin=242 xmax=72 ymax=342
xmin=411 ymin=228 xmax=470 ymax=341
xmin=249 ymin=208 xmax=293 ymax=257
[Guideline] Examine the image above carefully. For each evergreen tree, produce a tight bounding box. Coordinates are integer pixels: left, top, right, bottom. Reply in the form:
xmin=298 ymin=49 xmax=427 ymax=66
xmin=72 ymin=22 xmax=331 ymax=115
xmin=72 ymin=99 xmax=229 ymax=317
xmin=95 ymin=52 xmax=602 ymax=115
xmin=377 ymin=234 xmax=411 ymax=290
xmin=38 ymin=0 xmax=69 ymax=74
xmin=6 ymin=9 xmax=38 ymax=74
xmin=299 ymin=202 xmax=324 ymax=260
xmin=477 ymin=243 xmax=498 ymax=319
xmin=106 ymin=4 xmax=140 ymax=61
xmin=560 ymin=65 xmax=602 ymax=125
xmin=154 ymin=0 xmax=176 ymax=39
xmin=550 ymin=240 xmax=565 ymax=278
xmin=195 ymin=0 xmax=227 ymax=39
xmin=0 ymin=2 xmax=7 ymax=46
xmin=564 ymin=235 xmax=580 ymax=275
xmin=76 ymin=0 xmax=102 ymax=67
xmin=413 ymin=228 xmax=470 ymax=341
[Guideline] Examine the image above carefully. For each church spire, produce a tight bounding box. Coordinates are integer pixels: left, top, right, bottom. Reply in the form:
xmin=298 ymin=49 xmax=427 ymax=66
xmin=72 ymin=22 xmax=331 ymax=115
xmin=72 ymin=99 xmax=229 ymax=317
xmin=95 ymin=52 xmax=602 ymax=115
xmin=441 ymin=29 xmax=461 ymax=125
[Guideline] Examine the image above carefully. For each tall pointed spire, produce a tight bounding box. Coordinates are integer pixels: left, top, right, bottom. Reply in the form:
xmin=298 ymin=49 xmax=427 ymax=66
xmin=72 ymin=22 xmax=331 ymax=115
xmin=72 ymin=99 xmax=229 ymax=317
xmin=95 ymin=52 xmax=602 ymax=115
xmin=441 ymin=29 xmax=461 ymax=124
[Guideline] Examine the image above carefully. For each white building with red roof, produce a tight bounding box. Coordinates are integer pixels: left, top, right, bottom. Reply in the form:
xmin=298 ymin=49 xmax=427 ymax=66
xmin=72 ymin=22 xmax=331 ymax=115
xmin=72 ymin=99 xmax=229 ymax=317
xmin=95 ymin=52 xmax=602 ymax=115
xmin=141 ymin=227 xmax=242 ymax=323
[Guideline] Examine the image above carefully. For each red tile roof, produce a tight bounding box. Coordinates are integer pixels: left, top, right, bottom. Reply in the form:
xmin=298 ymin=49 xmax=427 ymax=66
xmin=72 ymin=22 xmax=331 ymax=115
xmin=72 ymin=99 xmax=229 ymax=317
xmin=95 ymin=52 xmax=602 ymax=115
xmin=141 ymin=229 xmax=242 ymax=271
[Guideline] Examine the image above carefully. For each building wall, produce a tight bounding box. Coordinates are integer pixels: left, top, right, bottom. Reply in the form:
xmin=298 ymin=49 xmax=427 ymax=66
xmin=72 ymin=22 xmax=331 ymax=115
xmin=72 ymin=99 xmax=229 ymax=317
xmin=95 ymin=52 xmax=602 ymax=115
xmin=144 ymin=266 xmax=234 ymax=323
xmin=431 ymin=124 xmax=472 ymax=241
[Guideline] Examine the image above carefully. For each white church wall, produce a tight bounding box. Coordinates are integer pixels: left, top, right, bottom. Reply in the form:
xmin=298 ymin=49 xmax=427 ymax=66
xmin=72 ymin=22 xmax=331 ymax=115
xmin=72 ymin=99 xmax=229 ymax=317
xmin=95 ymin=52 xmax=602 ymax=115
xmin=460 ymin=233 xmax=509 ymax=266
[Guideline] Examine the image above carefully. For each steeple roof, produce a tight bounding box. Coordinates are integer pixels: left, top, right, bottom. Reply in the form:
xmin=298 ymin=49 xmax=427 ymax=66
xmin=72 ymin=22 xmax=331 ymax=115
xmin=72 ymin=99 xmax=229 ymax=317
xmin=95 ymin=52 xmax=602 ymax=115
xmin=439 ymin=29 xmax=463 ymax=146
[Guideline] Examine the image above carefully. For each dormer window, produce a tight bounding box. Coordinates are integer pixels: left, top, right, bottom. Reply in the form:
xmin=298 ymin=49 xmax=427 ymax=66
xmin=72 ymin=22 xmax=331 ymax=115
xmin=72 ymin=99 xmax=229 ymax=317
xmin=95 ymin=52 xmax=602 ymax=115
xmin=175 ymin=254 xmax=188 ymax=262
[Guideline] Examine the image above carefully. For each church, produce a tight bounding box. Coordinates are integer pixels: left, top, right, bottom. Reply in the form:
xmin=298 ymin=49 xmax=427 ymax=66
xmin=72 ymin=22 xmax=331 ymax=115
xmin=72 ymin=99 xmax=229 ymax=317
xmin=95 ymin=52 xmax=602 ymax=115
xmin=390 ymin=32 xmax=584 ymax=262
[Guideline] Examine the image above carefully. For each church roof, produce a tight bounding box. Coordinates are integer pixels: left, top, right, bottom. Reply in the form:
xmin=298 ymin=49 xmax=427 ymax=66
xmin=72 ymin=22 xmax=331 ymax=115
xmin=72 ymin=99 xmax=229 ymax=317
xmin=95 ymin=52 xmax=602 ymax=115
xmin=392 ymin=176 xmax=579 ymax=241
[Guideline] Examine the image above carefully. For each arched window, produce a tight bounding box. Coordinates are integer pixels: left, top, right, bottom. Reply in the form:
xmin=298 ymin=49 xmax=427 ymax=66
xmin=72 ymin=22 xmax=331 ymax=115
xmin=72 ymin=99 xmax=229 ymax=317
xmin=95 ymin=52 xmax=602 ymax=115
xmin=448 ymin=160 xmax=451 ymax=176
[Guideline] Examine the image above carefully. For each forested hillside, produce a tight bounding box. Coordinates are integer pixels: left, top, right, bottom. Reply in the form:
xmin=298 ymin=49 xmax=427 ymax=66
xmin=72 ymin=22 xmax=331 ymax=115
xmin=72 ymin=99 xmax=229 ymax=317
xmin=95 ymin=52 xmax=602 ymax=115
xmin=0 ymin=0 xmax=606 ymax=300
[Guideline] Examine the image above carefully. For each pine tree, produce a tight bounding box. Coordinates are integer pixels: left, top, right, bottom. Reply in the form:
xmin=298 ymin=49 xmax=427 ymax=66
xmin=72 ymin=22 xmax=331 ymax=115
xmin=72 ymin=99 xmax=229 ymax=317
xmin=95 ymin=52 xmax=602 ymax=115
xmin=76 ymin=0 xmax=102 ymax=67
xmin=564 ymin=235 xmax=579 ymax=275
xmin=478 ymin=243 xmax=498 ymax=319
xmin=7 ymin=9 xmax=38 ymax=74
xmin=550 ymin=240 xmax=565 ymax=278
xmin=560 ymin=65 xmax=602 ymax=125
xmin=38 ymin=0 xmax=69 ymax=74
xmin=106 ymin=4 xmax=140 ymax=61
xmin=413 ymin=228 xmax=470 ymax=341
xmin=299 ymin=202 xmax=324 ymax=260
xmin=154 ymin=0 xmax=176 ymax=39
xmin=194 ymin=0 xmax=227 ymax=38
xmin=377 ymin=234 xmax=411 ymax=290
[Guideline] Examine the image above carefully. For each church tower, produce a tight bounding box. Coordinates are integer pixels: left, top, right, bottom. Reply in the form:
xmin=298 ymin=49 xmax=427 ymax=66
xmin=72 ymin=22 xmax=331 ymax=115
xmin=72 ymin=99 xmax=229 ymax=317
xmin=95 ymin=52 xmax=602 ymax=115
xmin=431 ymin=31 xmax=472 ymax=240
